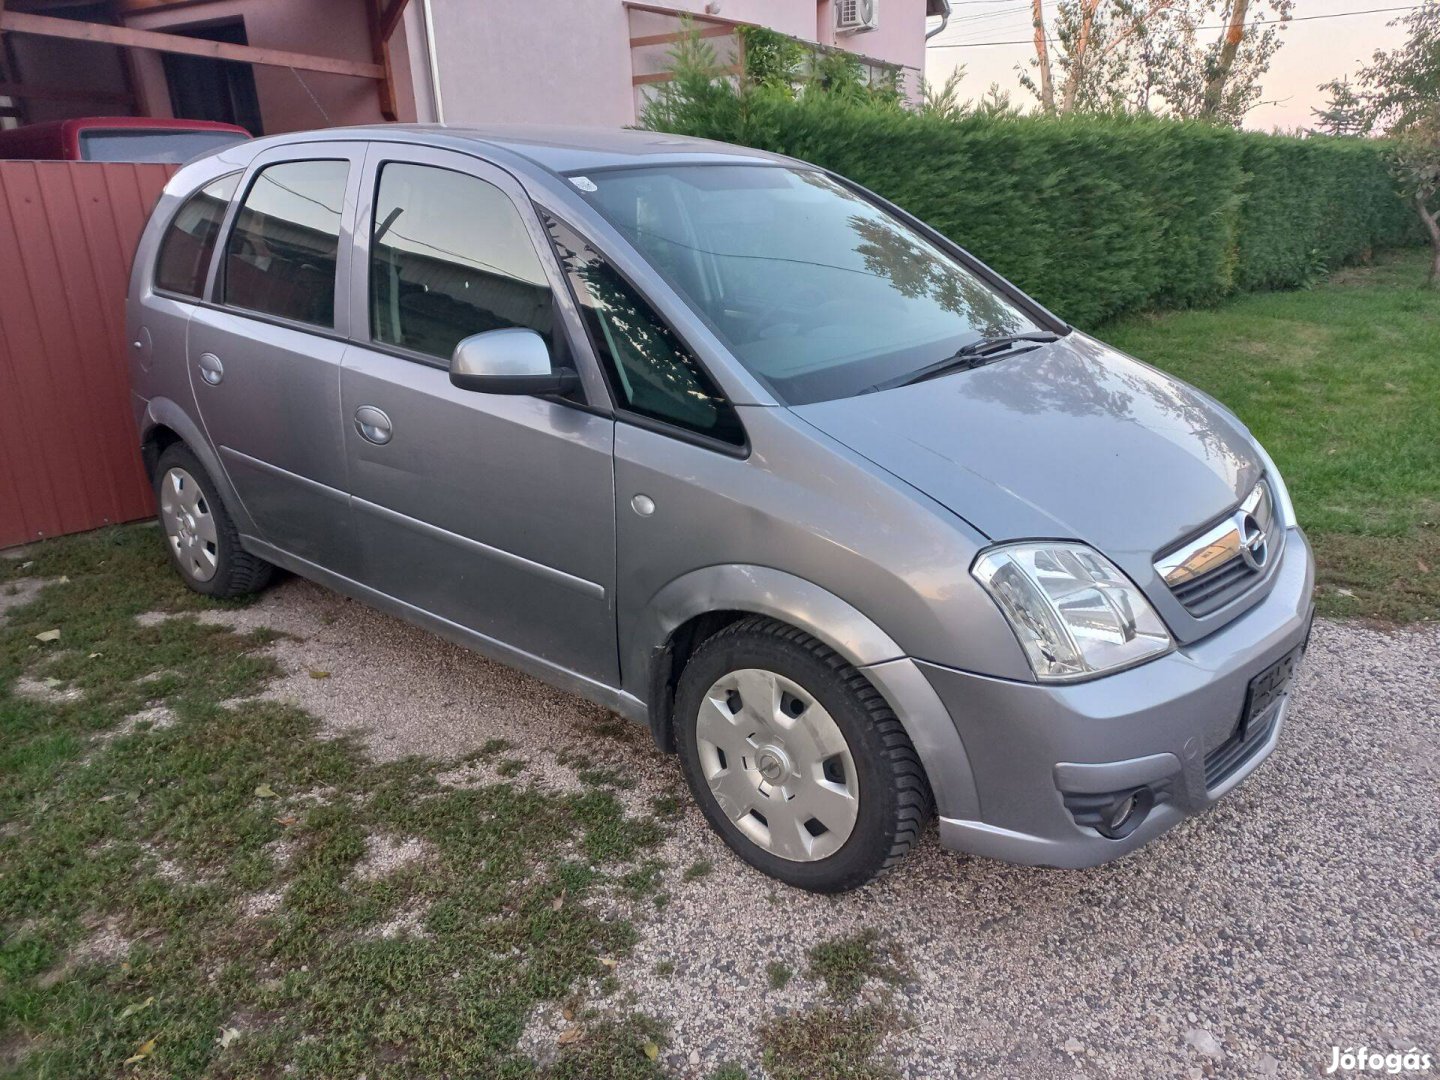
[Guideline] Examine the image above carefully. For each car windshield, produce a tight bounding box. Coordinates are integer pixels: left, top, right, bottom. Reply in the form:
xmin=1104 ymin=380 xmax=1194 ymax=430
xmin=575 ymin=164 xmax=1041 ymax=404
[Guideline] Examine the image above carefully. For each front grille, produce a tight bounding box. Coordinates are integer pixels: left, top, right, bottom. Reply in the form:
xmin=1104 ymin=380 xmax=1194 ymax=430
xmin=1170 ymin=549 xmax=1264 ymax=616
xmin=1157 ymin=479 xmax=1280 ymax=618
xmin=1204 ymin=706 xmax=1279 ymax=788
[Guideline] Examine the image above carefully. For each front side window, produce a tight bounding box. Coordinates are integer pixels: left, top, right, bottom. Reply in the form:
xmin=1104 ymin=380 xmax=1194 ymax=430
xmin=546 ymin=216 xmax=744 ymax=447
xmin=223 ymin=159 xmax=348 ymax=328
xmin=154 ymin=173 xmax=239 ymax=298
xmin=574 ymin=164 xmax=1041 ymax=404
xmin=370 ymin=162 xmax=553 ymax=360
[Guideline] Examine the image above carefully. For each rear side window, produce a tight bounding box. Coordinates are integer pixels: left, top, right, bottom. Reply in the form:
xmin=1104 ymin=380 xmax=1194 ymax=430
xmin=223 ymin=159 xmax=348 ymax=328
xmin=154 ymin=173 xmax=239 ymax=298
xmin=545 ymin=216 xmax=744 ymax=447
xmin=370 ymin=161 xmax=553 ymax=360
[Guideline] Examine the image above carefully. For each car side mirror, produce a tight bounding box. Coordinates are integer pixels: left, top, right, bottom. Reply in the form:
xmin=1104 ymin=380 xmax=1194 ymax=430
xmin=449 ymin=328 xmax=578 ymax=396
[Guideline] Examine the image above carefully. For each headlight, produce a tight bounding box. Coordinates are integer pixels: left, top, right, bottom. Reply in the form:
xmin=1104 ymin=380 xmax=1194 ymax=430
xmin=972 ymin=543 xmax=1173 ymax=681
xmin=1251 ymin=442 xmax=1296 ymax=529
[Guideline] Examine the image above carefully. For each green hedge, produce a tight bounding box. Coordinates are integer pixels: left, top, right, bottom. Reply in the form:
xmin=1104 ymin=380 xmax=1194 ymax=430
xmin=644 ymin=98 xmax=1417 ymax=326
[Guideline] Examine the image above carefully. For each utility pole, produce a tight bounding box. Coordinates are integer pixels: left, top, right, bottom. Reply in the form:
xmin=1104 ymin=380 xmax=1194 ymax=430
xmin=1032 ymin=0 xmax=1056 ymax=112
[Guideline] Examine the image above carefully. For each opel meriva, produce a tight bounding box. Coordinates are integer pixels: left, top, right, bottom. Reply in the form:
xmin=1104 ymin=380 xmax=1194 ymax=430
xmin=128 ymin=126 xmax=1314 ymax=892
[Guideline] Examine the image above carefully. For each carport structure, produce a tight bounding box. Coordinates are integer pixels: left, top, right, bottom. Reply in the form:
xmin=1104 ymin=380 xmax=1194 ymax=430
xmin=0 ymin=1 xmax=427 ymax=549
xmin=0 ymin=0 xmax=419 ymax=135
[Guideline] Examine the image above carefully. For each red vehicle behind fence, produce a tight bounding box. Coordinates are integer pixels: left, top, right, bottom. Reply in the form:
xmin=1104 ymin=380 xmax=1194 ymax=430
xmin=0 ymin=117 xmax=250 ymax=163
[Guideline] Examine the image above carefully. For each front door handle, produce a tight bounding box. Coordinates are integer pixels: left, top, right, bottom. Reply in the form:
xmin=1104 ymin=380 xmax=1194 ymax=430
xmin=354 ymin=405 xmax=393 ymax=445
xmin=198 ymin=352 xmax=224 ymax=385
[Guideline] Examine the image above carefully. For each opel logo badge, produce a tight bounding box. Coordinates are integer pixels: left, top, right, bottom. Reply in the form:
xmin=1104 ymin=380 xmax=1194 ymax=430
xmin=1237 ymin=512 xmax=1268 ymax=571
xmin=756 ymin=748 xmax=788 ymax=783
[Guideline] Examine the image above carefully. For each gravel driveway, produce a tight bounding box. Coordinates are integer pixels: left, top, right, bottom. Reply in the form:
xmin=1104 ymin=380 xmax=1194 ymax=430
xmin=209 ymin=577 xmax=1440 ymax=1079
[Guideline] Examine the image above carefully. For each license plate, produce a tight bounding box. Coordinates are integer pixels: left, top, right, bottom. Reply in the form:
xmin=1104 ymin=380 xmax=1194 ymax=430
xmin=1240 ymin=641 xmax=1303 ymax=736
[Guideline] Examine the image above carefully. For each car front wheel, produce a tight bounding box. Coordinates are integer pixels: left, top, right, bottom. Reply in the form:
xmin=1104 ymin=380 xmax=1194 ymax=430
xmin=675 ymin=617 xmax=932 ymax=892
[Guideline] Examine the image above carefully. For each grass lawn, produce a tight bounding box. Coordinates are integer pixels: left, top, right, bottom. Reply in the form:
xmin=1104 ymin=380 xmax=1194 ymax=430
xmin=1103 ymin=248 xmax=1440 ymax=623
xmin=0 ymin=529 xmax=676 ymax=1080
xmin=0 ymin=531 xmax=904 ymax=1080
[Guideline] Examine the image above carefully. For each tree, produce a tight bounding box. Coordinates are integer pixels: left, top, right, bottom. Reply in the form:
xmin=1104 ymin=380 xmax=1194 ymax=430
xmin=1060 ymin=0 xmax=1104 ymax=112
xmin=1392 ymin=116 xmax=1440 ymax=286
xmin=1324 ymin=3 xmax=1440 ymax=286
xmin=975 ymin=82 xmax=1023 ymax=118
xmin=1352 ymin=1 xmax=1440 ymax=133
xmin=920 ymin=68 xmax=1021 ymax=121
xmin=1200 ymin=0 xmax=1252 ymax=116
xmin=920 ymin=68 xmax=969 ymax=121
xmin=1020 ymin=0 xmax=1292 ymax=125
xmin=1311 ymin=79 xmax=1369 ymax=138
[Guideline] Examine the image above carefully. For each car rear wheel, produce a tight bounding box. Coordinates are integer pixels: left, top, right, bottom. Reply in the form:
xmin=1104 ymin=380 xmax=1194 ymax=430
xmin=675 ymin=616 xmax=932 ymax=892
xmin=154 ymin=443 xmax=272 ymax=598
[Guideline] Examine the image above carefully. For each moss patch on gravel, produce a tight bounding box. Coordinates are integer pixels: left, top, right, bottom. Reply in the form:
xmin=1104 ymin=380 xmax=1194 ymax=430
xmin=0 ymin=527 xmax=668 ymax=1079
xmin=806 ymin=929 xmax=908 ymax=1002
xmin=759 ymin=1004 xmax=898 ymax=1080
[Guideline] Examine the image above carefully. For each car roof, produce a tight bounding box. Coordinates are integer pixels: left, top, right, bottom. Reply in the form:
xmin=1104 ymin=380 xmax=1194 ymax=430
xmin=244 ymin=123 xmax=792 ymax=178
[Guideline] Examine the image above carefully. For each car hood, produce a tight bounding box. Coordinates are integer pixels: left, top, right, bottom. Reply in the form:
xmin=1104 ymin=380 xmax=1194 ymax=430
xmin=791 ymin=332 xmax=1262 ymax=576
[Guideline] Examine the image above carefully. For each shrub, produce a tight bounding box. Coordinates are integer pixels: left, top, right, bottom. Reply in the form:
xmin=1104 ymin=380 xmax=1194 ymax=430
xmin=641 ymin=80 xmax=1417 ymax=325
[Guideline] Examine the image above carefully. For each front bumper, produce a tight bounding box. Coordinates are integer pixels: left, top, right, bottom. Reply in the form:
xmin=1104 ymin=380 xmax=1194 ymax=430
xmin=921 ymin=526 xmax=1314 ymax=869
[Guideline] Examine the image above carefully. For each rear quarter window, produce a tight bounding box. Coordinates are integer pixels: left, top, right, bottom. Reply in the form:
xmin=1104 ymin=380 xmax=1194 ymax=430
xmin=153 ymin=173 xmax=240 ymax=299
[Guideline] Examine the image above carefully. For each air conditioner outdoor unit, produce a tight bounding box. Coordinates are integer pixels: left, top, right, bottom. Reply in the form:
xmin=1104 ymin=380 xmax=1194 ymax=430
xmin=835 ymin=0 xmax=879 ymax=33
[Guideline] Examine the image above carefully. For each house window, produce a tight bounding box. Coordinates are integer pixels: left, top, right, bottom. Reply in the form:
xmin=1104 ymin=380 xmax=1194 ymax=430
xmin=162 ymin=19 xmax=262 ymax=135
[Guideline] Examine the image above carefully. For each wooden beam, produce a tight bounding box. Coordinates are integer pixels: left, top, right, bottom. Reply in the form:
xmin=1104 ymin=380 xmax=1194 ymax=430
xmin=112 ymin=0 xmax=231 ymax=12
xmin=632 ymin=62 xmax=742 ymax=86
xmin=623 ymin=1 xmax=749 ymax=33
xmin=629 ymin=25 xmax=733 ymax=48
xmin=0 ymin=79 xmax=133 ymax=104
xmin=7 ymin=0 xmax=101 ymax=8
xmin=377 ymin=0 xmax=410 ymax=43
xmin=0 ymin=10 xmax=385 ymax=79
xmin=366 ymin=0 xmax=396 ymax=121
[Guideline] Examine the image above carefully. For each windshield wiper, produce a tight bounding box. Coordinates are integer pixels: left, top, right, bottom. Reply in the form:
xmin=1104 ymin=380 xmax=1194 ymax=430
xmin=873 ymin=331 xmax=1060 ymax=392
xmin=952 ymin=331 xmax=1060 ymax=360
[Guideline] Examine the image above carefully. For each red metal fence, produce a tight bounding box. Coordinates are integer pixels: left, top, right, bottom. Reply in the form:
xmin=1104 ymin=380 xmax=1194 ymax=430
xmin=0 ymin=160 xmax=176 ymax=549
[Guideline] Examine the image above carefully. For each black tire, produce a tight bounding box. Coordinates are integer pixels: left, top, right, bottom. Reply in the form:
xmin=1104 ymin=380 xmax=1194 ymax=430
xmin=674 ymin=616 xmax=933 ymax=892
xmin=153 ymin=443 xmax=273 ymax=598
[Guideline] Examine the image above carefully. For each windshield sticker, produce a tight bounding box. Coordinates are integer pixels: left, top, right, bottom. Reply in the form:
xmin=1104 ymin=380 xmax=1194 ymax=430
xmin=570 ymin=176 xmax=598 ymax=193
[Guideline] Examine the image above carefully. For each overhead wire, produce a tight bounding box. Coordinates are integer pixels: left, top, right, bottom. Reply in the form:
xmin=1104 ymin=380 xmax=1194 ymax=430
xmin=925 ymin=2 xmax=1428 ymax=47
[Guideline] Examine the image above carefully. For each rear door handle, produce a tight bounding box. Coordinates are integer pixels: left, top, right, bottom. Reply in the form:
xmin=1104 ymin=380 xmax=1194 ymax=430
xmin=354 ymin=405 xmax=393 ymax=445
xmin=197 ymin=352 xmax=224 ymax=385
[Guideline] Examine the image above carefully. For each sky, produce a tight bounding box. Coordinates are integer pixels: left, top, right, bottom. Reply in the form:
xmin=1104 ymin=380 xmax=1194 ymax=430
xmin=921 ymin=0 xmax=1415 ymax=131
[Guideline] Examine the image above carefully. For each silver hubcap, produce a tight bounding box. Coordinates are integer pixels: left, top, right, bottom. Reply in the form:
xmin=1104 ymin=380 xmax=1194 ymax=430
xmin=159 ymin=467 xmax=219 ymax=582
xmin=696 ymin=668 xmax=859 ymax=862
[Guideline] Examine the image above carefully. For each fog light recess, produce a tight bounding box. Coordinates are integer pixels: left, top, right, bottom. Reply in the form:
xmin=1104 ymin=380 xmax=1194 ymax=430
xmin=1096 ymin=786 xmax=1153 ymax=840
xmin=1061 ymin=783 xmax=1163 ymax=839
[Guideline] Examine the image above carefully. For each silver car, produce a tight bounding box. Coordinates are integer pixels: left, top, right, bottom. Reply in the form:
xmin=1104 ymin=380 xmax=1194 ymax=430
xmin=128 ymin=126 xmax=1314 ymax=892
